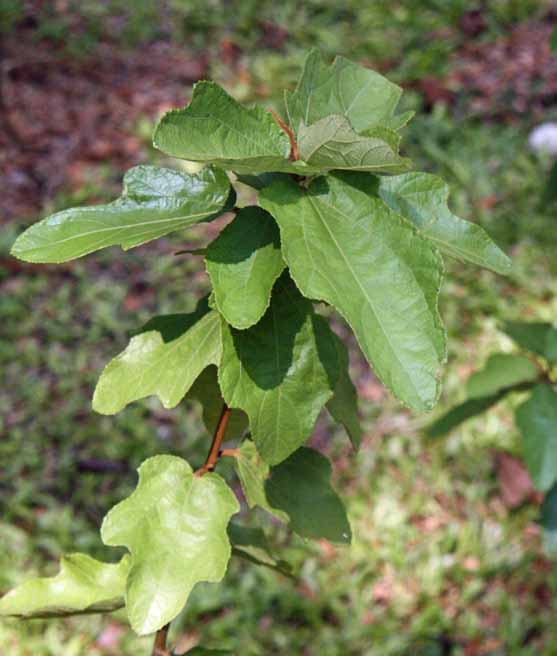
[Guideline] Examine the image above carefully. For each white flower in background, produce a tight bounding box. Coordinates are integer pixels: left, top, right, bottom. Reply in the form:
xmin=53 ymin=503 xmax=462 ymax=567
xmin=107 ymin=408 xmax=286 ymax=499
xmin=528 ymin=123 xmax=557 ymax=155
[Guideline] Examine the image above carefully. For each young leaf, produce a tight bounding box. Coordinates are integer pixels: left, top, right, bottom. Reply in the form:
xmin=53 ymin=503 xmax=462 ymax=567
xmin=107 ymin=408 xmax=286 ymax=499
xmin=101 ymin=455 xmax=239 ymax=635
xmin=93 ymin=299 xmax=221 ymax=414
xmin=502 ymin=322 xmax=557 ymax=365
xmin=326 ymin=333 xmax=362 ymax=449
xmin=233 ymin=440 xmax=287 ymax=521
xmin=515 ymin=384 xmax=557 ymax=492
xmin=0 ymin=554 xmax=130 ymax=619
xmin=466 ymin=353 xmax=539 ymax=400
xmin=10 ymin=166 xmax=230 ymax=263
xmin=205 ymin=207 xmax=285 ymax=329
xmin=541 ymin=482 xmax=557 ymax=557
xmin=377 ymin=172 xmax=511 ymax=274
xmin=285 ymin=48 xmax=410 ymax=135
xmin=265 ymin=447 xmax=352 ymax=544
xmin=260 ymin=173 xmax=446 ymax=412
xmin=297 ymin=115 xmax=411 ymax=174
xmin=426 ymin=394 xmax=507 ymax=439
xmin=186 ymin=366 xmax=248 ymax=438
xmin=153 ymin=81 xmax=303 ymax=175
xmin=218 ymin=275 xmax=338 ymax=464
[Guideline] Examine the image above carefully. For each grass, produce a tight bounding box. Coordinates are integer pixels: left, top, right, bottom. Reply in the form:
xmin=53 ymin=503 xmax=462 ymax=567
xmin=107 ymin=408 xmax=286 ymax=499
xmin=2 ymin=4 xmax=557 ymax=654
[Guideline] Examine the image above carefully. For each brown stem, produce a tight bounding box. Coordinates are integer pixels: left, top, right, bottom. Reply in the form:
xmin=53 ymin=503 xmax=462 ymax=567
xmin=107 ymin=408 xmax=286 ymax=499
xmin=219 ymin=447 xmax=240 ymax=458
xmin=151 ymin=623 xmax=170 ymax=656
xmin=268 ymin=108 xmax=299 ymax=161
xmin=195 ymin=404 xmax=232 ymax=477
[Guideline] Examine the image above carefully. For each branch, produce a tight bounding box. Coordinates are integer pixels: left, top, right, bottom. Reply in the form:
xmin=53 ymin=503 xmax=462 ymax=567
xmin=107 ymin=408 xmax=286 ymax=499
xmin=195 ymin=403 xmax=232 ymax=477
xmin=151 ymin=623 xmax=170 ymax=656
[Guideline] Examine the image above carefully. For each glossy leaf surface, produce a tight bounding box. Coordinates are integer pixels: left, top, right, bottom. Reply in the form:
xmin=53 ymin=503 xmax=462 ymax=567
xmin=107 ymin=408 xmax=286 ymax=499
xmin=93 ymin=300 xmax=221 ymax=414
xmin=205 ymin=207 xmax=285 ymax=329
xmin=219 ymin=276 xmax=338 ymax=464
xmin=11 ymin=166 xmax=230 ymax=263
xmin=101 ymin=455 xmax=238 ymax=635
xmin=0 ymin=554 xmax=130 ymax=619
xmin=260 ymin=173 xmax=446 ymax=411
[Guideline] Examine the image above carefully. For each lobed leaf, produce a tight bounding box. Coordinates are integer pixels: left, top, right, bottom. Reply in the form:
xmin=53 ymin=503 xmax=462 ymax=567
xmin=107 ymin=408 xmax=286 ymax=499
xmin=377 ymin=172 xmax=511 ymax=274
xmin=285 ymin=48 xmax=410 ymax=135
xmin=101 ymin=455 xmax=239 ymax=635
xmin=218 ymin=275 xmax=338 ymax=464
xmin=502 ymin=322 xmax=557 ymax=364
xmin=466 ymin=353 xmax=539 ymax=400
xmin=93 ymin=299 xmax=221 ymax=414
xmin=205 ymin=207 xmax=285 ymax=329
xmin=326 ymin=333 xmax=362 ymax=449
xmin=515 ymin=384 xmax=557 ymax=492
xmin=11 ymin=166 xmax=230 ymax=263
xmin=265 ymin=447 xmax=351 ymax=544
xmin=0 ymin=554 xmax=130 ymax=619
xmin=260 ymin=172 xmax=446 ymax=412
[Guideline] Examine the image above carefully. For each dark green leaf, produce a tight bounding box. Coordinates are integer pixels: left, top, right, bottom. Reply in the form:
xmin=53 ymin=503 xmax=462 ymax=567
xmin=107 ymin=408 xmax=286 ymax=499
xmin=503 ymin=322 xmax=557 ymax=364
xmin=326 ymin=333 xmax=361 ymax=449
xmin=541 ymin=483 xmax=557 ymax=557
xmin=93 ymin=299 xmax=221 ymax=414
xmin=11 ymin=166 xmax=230 ymax=263
xmin=515 ymin=384 xmax=557 ymax=492
xmin=260 ymin=173 xmax=446 ymax=412
xmin=0 ymin=554 xmax=130 ymax=619
xmin=377 ymin=172 xmax=511 ymax=274
xmin=427 ymin=394 xmax=505 ymax=439
xmin=205 ymin=207 xmax=285 ymax=329
xmin=219 ymin=275 xmax=338 ymax=464
xmin=184 ymin=648 xmax=232 ymax=655
xmin=234 ymin=172 xmax=289 ymax=190
xmin=466 ymin=353 xmax=539 ymax=400
xmin=228 ymin=523 xmax=294 ymax=578
xmin=265 ymin=447 xmax=351 ymax=544
xmin=101 ymin=455 xmax=239 ymax=635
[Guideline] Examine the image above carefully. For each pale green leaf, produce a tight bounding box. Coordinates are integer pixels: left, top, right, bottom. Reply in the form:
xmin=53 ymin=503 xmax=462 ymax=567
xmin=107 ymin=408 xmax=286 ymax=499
xmin=377 ymin=172 xmax=511 ymax=274
xmin=10 ymin=166 xmax=230 ymax=263
xmin=515 ymin=384 xmax=557 ymax=492
xmin=93 ymin=299 xmax=221 ymax=414
xmin=265 ymin=447 xmax=351 ymax=544
xmin=233 ymin=440 xmax=287 ymax=521
xmin=101 ymin=455 xmax=239 ymax=635
xmin=466 ymin=353 xmax=539 ymax=400
xmin=0 ymin=554 xmax=130 ymax=619
xmin=503 ymin=322 xmax=557 ymax=364
xmin=297 ymin=115 xmax=411 ymax=174
xmin=326 ymin=333 xmax=361 ymax=448
xmin=186 ymin=366 xmax=248 ymax=438
xmin=205 ymin=207 xmax=285 ymax=329
xmin=218 ymin=275 xmax=338 ymax=464
xmin=260 ymin=173 xmax=446 ymax=411
xmin=285 ymin=48 xmax=409 ymax=135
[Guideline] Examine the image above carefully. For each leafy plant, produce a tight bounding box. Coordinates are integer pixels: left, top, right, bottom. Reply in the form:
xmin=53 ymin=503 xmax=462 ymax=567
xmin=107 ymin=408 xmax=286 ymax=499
xmin=428 ymin=321 xmax=557 ymax=556
xmin=2 ymin=49 xmax=510 ymax=654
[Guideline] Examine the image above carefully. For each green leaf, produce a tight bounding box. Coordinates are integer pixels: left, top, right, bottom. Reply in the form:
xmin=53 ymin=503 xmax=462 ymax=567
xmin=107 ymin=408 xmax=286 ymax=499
xmin=10 ymin=166 xmax=230 ymax=263
xmin=502 ymin=322 xmax=557 ymax=364
xmin=285 ymin=48 xmax=410 ymax=135
xmin=93 ymin=299 xmax=221 ymax=414
xmin=541 ymin=483 xmax=557 ymax=557
xmin=153 ymin=81 xmax=304 ymax=175
xmin=515 ymin=384 xmax=557 ymax=492
xmin=0 ymin=554 xmax=130 ymax=619
xmin=466 ymin=353 xmax=539 ymax=400
xmin=228 ymin=523 xmax=294 ymax=578
xmin=235 ymin=172 xmax=289 ymax=190
xmin=219 ymin=275 xmax=338 ymax=464
xmin=426 ymin=394 xmax=506 ymax=439
xmin=233 ymin=440 xmax=287 ymax=520
xmin=101 ymin=455 xmax=239 ymax=635
xmin=186 ymin=366 xmax=248 ymax=438
xmin=377 ymin=172 xmax=511 ymax=274
xmin=205 ymin=207 xmax=285 ymax=329
xmin=326 ymin=333 xmax=361 ymax=449
xmin=185 ymin=649 xmax=232 ymax=655
xmin=260 ymin=173 xmax=446 ymax=412
xmin=297 ymin=115 xmax=411 ymax=174
xmin=265 ymin=447 xmax=351 ymax=544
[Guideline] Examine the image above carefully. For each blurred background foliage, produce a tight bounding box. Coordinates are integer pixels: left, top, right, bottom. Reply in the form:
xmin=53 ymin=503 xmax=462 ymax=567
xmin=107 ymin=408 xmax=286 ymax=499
xmin=1 ymin=1 xmax=557 ymax=654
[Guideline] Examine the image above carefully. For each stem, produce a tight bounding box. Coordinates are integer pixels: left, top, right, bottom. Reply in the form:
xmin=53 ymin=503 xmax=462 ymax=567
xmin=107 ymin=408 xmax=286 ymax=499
xmin=151 ymin=623 xmax=170 ymax=656
xmin=268 ymin=108 xmax=299 ymax=161
xmin=195 ymin=403 xmax=232 ymax=477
